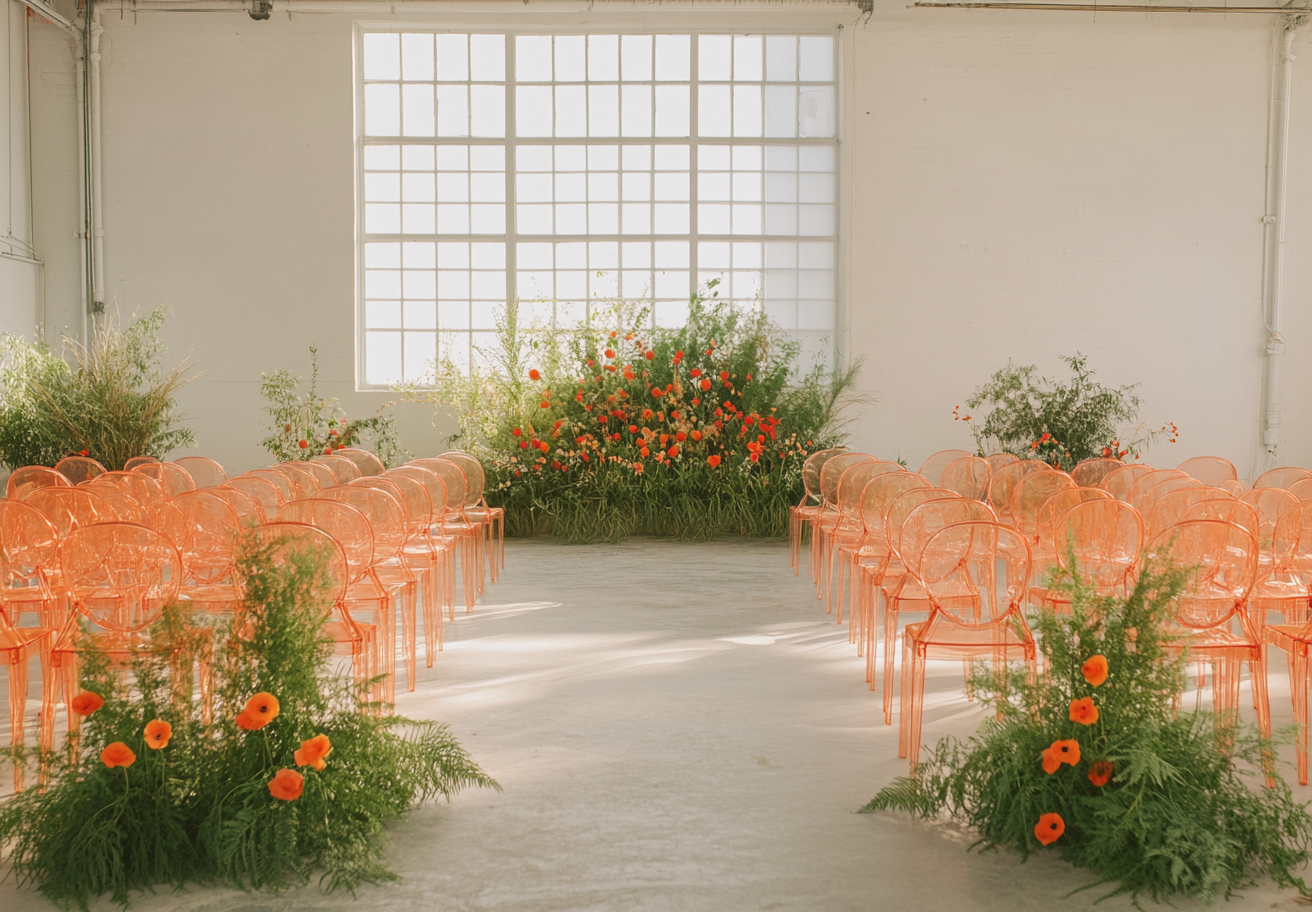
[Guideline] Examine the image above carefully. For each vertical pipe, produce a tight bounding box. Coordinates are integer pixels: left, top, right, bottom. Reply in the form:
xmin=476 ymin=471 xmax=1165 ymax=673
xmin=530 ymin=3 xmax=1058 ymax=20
xmin=88 ymin=1 xmax=102 ymax=321
xmin=73 ymin=13 xmax=86 ymax=344
xmin=1261 ymin=18 xmax=1302 ymax=471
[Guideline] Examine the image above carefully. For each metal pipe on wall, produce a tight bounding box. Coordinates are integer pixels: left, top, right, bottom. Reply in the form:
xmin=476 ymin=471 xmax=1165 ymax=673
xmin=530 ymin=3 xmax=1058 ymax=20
xmin=1260 ymin=15 xmax=1304 ymax=471
xmin=88 ymin=1 xmax=103 ymax=324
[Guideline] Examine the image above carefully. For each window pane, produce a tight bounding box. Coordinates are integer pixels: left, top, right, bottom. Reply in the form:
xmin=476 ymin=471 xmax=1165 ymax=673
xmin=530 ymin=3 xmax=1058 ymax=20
xmin=517 ymin=35 xmax=552 ymax=81
xmin=469 ymin=35 xmax=505 ymax=82
xmin=363 ymin=34 xmax=399 ymax=80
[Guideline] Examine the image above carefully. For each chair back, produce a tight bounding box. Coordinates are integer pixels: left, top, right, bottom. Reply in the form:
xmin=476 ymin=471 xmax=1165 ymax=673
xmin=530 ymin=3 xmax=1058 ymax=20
xmin=267 ymin=463 xmax=321 ymax=500
xmin=206 ymin=485 xmax=263 ymax=525
xmin=1146 ymin=486 xmax=1230 ymax=541
xmin=1035 ymin=487 xmax=1112 ymax=553
xmin=55 ymin=455 xmax=107 ymax=485
xmin=355 ymin=475 xmax=432 ymax=537
xmin=1125 ymin=469 xmax=1188 ymax=508
xmin=412 ymin=458 xmax=467 ymax=515
xmin=1177 ymin=456 xmax=1238 ymax=487
xmin=246 ymin=469 xmax=296 ymax=503
xmin=1254 ymin=467 xmax=1312 ymax=490
xmin=837 ymin=461 xmax=901 ymax=528
xmin=438 ymin=452 xmax=487 ymax=506
xmin=819 ymin=453 xmax=876 ymax=509
xmin=166 ymin=491 xmax=242 ymax=582
xmin=1052 ymin=499 xmax=1142 ymax=594
xmin=251 ymin=522 xmax=349 ymax=617
xmin=1010 ymin=470 xmax=1076 ymax=541
xmin=912 ymin=521 xmax=1031 ymax=627
xmin=25 ymin=487 xmax=115 ymax=538
xmin=131 ymin=461 xmax=196 ymax=497
xmin=92 ymin=471 xmax=168 ymax=513
xmin=986 ymin=459 xmax=1051 ymax=520
xmin=313 ymin=453 xmax=365 ymax=484
xmin=800 ymin=447 xmax=848 ymax=505
xmin=1178 ymin=498 xmax=1260 ymax=539
xmin=387 ymin=466 xmax=449 ymax=522
xmin=1101 ymin=463 xmax=1154 ymax=500
xmin=123 ymin=456 xmax=159 ymax=471
xmin=7 ymin=466 xmax=71 ymax=501
xmin=858 ymin=472 xmax=927 ymax=541
xmin=59 ymin=522 xmax=181 ymax=633
xmin=1069 ymin=458 xmax=1123 ymax=488
xmin=297 ymin=461 xmax=338 ymax=489
xmin=893 ymin=495 xmax=995 ymax=567
xmin=223 ymin=476 xmax=283 ymax=521
xmin=1240 ymin=487 xmax=1301 ymax=553
xmin=0 ymin=501 xmax=59 ymax=594
xmin=917 ymin=449 xmax=973 ymax=487
xmin=173 ymin=456 xmax=228 ymax=488
xmin=1287 ymin=478 xmax=1312 ymax=503
xmin=335 ymin=447 xmax=386 ymax=477
xmin=77 ymin=483 xmax=146 ymax=524
xmin=275 ymin=499 xmax=375 ymax=582
xmin=1147 ymin=519 xmax=1257 ymax=629
xmin=940 ymin=456 xmax=990 ymax=500
xmin=315 ymin=485 xmax=408 ymax=559
xmin=983 ymin=452 xmax=1019 ymax=472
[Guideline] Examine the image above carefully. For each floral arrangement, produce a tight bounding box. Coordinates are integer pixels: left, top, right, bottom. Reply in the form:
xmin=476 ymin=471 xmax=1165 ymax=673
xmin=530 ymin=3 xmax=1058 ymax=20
xmin=0 ymin=532 xmax=495 ymax=908
xmin=405 ymin=285 xmax=862 ymax=543
xmin=260 ymin=345 xmax=407 ymax=468
xmin=0 ymin=306 xmax=196 ymax=471
xmin=953 ymin=353 xmax=1173 ymax=471
xmin=862 ymin=558 xmax=1312 ymax=903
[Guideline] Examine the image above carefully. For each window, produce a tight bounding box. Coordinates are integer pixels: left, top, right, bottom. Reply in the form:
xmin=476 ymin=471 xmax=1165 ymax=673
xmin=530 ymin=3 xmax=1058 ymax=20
xmin=357 ymin=29 xmax=839 ymax=386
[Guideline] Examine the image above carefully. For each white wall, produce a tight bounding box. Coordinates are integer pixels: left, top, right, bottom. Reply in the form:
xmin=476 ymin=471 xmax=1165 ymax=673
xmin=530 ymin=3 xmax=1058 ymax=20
xmin=0 ymin=0 xmax=41 ymax=339
xmin=24 ymin=0 xmax=1312 ymax=479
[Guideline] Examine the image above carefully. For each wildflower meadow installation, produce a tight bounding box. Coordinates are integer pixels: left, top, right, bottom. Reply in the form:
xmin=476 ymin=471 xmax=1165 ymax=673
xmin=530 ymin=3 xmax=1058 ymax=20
xmin=863 ymin=560 xmax=1312 ymax=903
xmin=0 ymin=533 xmax=496 ymax=909
xmin=415 ymin=285 xmax=862 ymax=543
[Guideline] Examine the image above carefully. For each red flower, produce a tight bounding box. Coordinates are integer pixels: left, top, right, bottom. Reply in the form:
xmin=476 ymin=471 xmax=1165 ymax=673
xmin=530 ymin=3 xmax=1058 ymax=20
xmin=690 ymin=368 xmax=701 ymax=378
xmin=268 ymin=768 xmax=304 ymax=801
xmin=604 ymin=349 xmax=615 ymax=359
xmin=519 ymin=440 xmax=529 ymax=449
xmin=629 ymin=425 xmax=638 ymax=433
xmin=644 ymin=351 xmax=654 ymax=360
xmin=1088 ymin=760 xmax=1113 ymax=787
xmin=640 ymin=447 xmax=650 ymax=457
xmin=70 ymin=691 xmax=104 ymax=717
xmin=719 ymin=371 xmax=730 ymax=381
xmin=294 ymin=734 xmax=333 ymax=771
xmin=1034 ymin=813 xmax=1064 ymax=846
xmin=101 ymin=742 xmax=136 ymax=769
xmin=1081 ymin=655 xmax=1109 ymax=687
xmin=707 ymin=455 xmax=721 ymax=467
xmin=633 ymin=462 xmax=644 ymax=474
xmin=651 ymin=388 xmax=663 ymax=398
xmin=668 ymin=445 xmax=679 ymax=458
xmin=144 ymin=719 xmax=172 ymax=750
xmin=691 ymin=430 xmax=702 ymax=442
xmin=676 ymin=432 xmax=687 ymax=442
xmin=700 ymin=379 xmax=712 ymax=391
xmin=529 ymin=369 xmax=541 ymax=381
xmin=79 ymin=449 xmax=89 ymax=456
xmin=1069 ymin=697 xmax=1099 ymax=726
xmin=623 ymin=369 xmax=635 ymax=380
xmin=298 ymin=440 xmax=308 ymax=449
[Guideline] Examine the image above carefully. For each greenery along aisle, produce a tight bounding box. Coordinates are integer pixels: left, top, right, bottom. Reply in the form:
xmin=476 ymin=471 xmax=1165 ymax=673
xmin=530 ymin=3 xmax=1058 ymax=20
xmin=0 ymin=532 xmax=496 ymax=910
xmin=418 ymin=285 xmax=862 ymax=543
xmin=863 ymin=560 xmax=1312 ymax=903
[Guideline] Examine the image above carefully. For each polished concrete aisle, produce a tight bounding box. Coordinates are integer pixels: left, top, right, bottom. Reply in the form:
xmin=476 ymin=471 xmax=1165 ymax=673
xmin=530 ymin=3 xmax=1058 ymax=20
xmin=4 ymin=539 xmax=1308 ymax=911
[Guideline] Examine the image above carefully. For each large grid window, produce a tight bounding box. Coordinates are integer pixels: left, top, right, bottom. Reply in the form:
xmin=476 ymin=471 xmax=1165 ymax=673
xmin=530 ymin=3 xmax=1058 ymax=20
xmin=358 ymin=30 xmax=839 ymax=386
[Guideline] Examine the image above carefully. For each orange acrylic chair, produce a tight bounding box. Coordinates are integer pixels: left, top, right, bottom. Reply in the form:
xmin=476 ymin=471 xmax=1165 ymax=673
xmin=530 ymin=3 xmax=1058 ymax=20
xmin=791 ymin=448 xmax=847 ymax=575
xmin=388 ymin=464 xmax=455 ymax=641
xmin=1030 ymin=499 xmax=1142 ymax=609
xmin=44 ymin=523 xmax=182 ymax=756
xmin=1125 ymin=469 xmax=1191 ymax=509
xmin=205 ymin=486 xmax=261 ymax=525
xmin=122 ymin=455 xmax=160 ymax=471
xmin=1241 ymin=487 xmax=1301 ymax=558
xmin=940 ymin=456 xmax=991 ymax=501
xmin=1101 ymin=463 xmax=1155 ymax=500
xmin=1248 ymin=505 xmax=1309 ymax=630
xmin=0 ymin=502 xmax=63 ymax=631
xmin=1147 ymin=520 xmax=1269 ymax=742
xmin=1220 ymin=479 xmax=1249 ymax=497
xmin=412 ymin=457 xmax=483 ymax=614
xmin=335 ymin=447 xmax=386 ymax=477
xmin=900 ymin=521 xmax=1035 ymax=771
xmin=813 ymin=453 xmax=879 ymax=600
xmin=224 ymin=475 xmax=283 ymax=522
xmin=0 ymin=602 xmax=53 ymax=790
xmin=25 ymin=486 xmax=115 ymax=539
xmin=983 ymin=452 xmax=1020 ymax=473
xmin=267 ymin=463 xmax=321 ymax=501
xmin=917 ymin=449 xmax=974 ymax=487
xmin=313 ymin=453 xmax=365 ymax=485
xmin=246 ymin=469 xmax=296 ymax=504
xmin=367 ymin=472 xmax=447 ymax=665
xmin=131 ymin=461 xmax=196 ymax=497
xmin=1255 ymin=467 xmax=1312 ymax=490
xmin=435 ymin=452 xmax=492 ymax=594
xmin=831 ymin=461 xmax=904 ymax=621
xmin=173 ymin=456 xmax=228 ymax=489
xmin=1288 ymin=478 xmax=1312 ymax=503
xmin=1009 ymin=469 xmax=1076 ymax=545
xmin=296 ymin=460 xmax=338 ymax=490
xmin=440 ymin=451 xmax=503 ymax=584
xmin=7 ymin=466 xmax=71 ymax=501
xmin=164 ymin=492 xmax=245 ymax=617
xmin=1178 ymin=456 xmax=1239 ymax=487
xmin=1179 ymin=498 xmax=1260 ymax=538
xmin=1145 ymin=486 xmax=1232 ymax=542
xmin=1070 ymin=457 xmax=1123 ymax=488
xmin=986 ymin=459 xmax=1051 ymax=525
xmin=54 ymin=455 xmax=106 ymax=485
xmin=92 ymin=471 xmax=168 ymax=515
xmin=881 ymin=494 xmax=996 ymax=724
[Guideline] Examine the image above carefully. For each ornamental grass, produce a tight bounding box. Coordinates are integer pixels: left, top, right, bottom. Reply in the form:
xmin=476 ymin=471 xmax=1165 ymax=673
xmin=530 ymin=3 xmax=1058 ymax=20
xmin=0 ymin=533 xmax=497 ymax=910
xmin=409 ymin=284 xmax=863 ymax=543
xmin=863 ymin=558 xmax=1312 ymax=903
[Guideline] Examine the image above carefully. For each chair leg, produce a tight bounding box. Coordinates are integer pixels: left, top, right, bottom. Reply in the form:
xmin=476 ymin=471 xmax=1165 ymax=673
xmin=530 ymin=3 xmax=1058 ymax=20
xmin=1290 ymin=645 xmax=1309 ymax=786
xmin=8 ymin=648 xmax=30 ymax=792
xmin=883 ymin=598 xmax=899 ymax=724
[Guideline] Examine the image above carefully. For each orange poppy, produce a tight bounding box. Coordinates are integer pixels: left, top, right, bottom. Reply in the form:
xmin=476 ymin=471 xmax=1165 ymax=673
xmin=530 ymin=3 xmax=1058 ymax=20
xmin=294 ymin=734 xmax=333 ymax=771
xmin=604 ymin=349 xmax=615 ymax=359
xmin=235 ymin=711 xmax=261 ymax=731
xmin=1034 ymin=813 xmax=1065 ymax=846
xmin=668 ymin=445 xmax=679 ymax=458
xmin=633 ymin=463 xmax=644 ymax=474
xmin=700 ymin=378 xmax=712 ymax=391
xmin=70 ymin=691 xmax=104 ymax=717
xmin=528 ymin=369 xmax=541 ymax=381
xmin=1048 ymin=738 xmax=1080 ymax=766
xmin=1081 ymin=654 xmax=1109 ymax=687
xmin=1088 ymin=759 xmax=1113 ymax=787
xmin=707 ymin=455 xmax=721 ymax=467
xmin=1041 ymin=748 xmax=1061 ymax=775
xmin=691 ymin=430 xmax=702 ymax=442
xmin=1069 ymin=696 xmax=1099 ymax=726
xmin=101 ymin=741 xmax=136 ymax=769
xmin=268 ymin=768 xmax=304 ymax=801
xmin=144 ymin=719 xmax=172 ymax=750
xmin=244 ymin=692 xmax=280 ymax=728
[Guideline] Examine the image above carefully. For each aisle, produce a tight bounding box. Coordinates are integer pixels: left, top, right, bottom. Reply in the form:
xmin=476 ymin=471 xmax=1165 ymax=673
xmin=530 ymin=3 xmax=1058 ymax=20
xmin=4 ymin=539 xmax=1306 ymax=911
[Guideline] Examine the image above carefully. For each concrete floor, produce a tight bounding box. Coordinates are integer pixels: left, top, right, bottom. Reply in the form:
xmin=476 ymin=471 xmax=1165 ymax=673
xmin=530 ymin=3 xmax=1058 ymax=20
xmin=3 ymin=538 xmax=1311 ymax=911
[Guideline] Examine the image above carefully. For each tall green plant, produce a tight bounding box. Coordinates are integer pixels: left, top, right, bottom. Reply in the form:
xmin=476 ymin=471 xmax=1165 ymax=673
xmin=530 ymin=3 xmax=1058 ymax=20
xmin=958 ymin=353 xmax=1170 ymax=470
xmin=260 ymin=345 xmax=408 ymax=468
xmin=863 ymin=559 xmax=1312 ymax=903
xmin=0 ymin=307 xmax=196 ymax=471
xmin=0 ymin=532 xmax=496 ymax=909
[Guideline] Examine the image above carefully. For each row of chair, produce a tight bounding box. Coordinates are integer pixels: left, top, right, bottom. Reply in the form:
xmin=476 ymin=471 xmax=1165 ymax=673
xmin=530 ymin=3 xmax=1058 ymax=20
xmin=0 ymin=448 xmax=504 ymax=790
xmin=790 ymin=449 xmax=1312 ymax=780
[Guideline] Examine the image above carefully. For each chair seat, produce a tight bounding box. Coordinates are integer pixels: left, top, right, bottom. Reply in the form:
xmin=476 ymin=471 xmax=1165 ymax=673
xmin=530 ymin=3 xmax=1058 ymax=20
xmin=905 ymin=616 xmax=1031 ymax=653
xmin=1166 ymin=625 xmax=1259 ymax=653
xmin=0 ymin=624 xmax=51 ymax=652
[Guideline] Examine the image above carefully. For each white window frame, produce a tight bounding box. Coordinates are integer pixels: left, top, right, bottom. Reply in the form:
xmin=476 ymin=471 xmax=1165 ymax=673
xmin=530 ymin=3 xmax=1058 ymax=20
xmin=353 ymin=23 xmax=845 ymax=390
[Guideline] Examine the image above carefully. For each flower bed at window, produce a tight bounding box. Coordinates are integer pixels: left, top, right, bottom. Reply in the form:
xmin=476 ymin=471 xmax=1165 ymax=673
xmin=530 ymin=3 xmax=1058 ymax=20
xmin=419 ymin=288 xmax=860 ymax=543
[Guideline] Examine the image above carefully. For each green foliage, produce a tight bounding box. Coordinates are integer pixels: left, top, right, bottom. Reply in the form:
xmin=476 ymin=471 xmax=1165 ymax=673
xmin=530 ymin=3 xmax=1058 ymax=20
xmin=400 ymin=286 xmax=863 ymax=542
xmin=0 ymin=534 xmax=496 ymax=909
xmin=959 ymin=353 xmax=1169 ymax=471
xmin=862 ymin=559 xmax=1312 ymax=903
xmin=260 ymin=345 xmax=408 ymax=468
xmin=0 ymin=306 xmax=196 ymax=471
